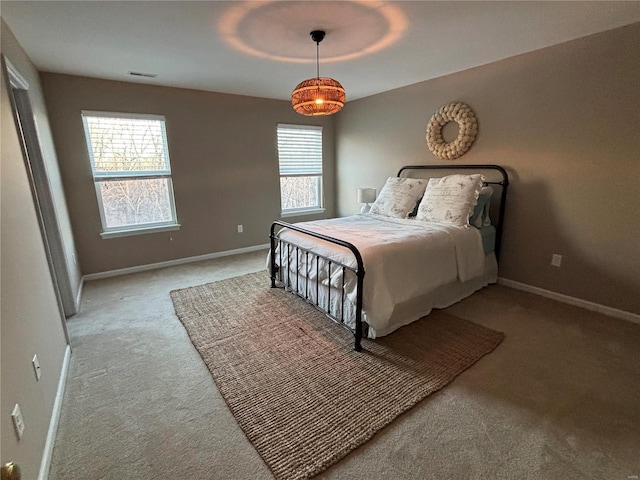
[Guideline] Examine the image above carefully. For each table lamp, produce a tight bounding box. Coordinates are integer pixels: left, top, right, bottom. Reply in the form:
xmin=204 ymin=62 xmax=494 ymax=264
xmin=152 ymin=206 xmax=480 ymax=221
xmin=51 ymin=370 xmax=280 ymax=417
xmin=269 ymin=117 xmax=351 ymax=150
xmin=357 ymin=188 xmax=376 ymax=213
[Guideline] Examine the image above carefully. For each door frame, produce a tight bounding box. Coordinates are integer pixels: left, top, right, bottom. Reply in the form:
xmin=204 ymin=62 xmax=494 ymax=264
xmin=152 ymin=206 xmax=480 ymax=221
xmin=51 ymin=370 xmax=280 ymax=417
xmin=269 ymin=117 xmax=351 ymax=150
xmin=3 ymin=55 xmax=72 ymax=344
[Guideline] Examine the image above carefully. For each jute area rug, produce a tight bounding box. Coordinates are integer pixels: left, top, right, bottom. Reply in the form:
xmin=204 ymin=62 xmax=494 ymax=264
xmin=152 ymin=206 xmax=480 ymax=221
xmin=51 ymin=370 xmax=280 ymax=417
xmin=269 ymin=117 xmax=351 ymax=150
xmin=170 ymin=271 xmax=504 ymax=480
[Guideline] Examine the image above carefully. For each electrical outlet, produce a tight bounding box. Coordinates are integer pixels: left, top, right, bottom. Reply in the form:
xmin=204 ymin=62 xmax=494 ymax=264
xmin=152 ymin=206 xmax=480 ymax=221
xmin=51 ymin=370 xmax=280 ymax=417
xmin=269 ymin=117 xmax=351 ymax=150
xmin=32 ymin=354 xmax=42 ymax=381
xmin=237 ymin=225 xmax=243 ymax=233
xmin=12 ymin=404 xmax=25 ymax=440
xmin=551 ymin=254 xmax=563 ymax=267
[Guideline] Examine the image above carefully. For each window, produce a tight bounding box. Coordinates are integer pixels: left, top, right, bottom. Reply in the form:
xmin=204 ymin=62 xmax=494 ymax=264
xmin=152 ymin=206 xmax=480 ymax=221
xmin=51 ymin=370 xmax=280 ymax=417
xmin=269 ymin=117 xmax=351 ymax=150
xmin=277 ymin=124 xmax=324 ymax=216
xmin=82 ymin=111 xmax=179 ymax=237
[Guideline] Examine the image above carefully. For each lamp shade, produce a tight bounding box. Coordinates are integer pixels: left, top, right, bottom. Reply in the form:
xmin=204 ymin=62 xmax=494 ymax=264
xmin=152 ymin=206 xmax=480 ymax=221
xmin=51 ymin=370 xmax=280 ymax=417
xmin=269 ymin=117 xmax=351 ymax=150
xmin=292 ymin=77 xmax=345 ymax=116
xmin=357 ymin=188 xmax=376 ymax=204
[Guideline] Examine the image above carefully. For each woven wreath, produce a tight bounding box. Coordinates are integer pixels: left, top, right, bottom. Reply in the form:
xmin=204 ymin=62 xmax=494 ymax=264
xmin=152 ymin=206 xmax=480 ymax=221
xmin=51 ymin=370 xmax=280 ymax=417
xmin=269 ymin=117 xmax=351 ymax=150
xmin=426 ymin=102 xmax=478 ymax=160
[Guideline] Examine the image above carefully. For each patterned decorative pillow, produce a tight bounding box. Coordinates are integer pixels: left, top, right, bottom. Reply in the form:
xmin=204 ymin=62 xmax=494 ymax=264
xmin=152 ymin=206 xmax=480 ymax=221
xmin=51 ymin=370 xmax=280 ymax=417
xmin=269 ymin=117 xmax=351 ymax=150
xmin=415 ymin=174 xmax=484 ymax=226
xmin=369 ymin=177 xmax=428 ymax=219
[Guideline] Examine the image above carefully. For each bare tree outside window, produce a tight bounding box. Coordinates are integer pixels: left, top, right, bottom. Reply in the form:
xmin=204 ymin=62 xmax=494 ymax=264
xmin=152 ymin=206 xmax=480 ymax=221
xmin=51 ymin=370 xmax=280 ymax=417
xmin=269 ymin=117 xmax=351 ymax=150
xmin=280 ymin=176 xmax=321 ymax=211
xmin=82 ymin=112 xmax=178 ymax=234
xmin=99 ymin=178 xmax=173 ymax=228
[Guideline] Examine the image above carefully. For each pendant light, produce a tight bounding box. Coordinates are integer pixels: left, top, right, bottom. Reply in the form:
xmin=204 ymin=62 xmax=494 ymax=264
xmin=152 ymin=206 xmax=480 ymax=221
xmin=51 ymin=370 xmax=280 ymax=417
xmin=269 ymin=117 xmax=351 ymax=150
xmin=291 ymin=30 xmax=345 ymax=116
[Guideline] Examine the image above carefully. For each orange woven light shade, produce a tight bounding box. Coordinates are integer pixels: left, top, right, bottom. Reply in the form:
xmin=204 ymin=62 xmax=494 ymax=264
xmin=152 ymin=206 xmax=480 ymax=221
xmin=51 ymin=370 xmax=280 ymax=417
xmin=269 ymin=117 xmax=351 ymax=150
xmin=292 ymin=30 xmax=345 ymax=116
xmin=291 ymin=77 xmax=345 ymax=116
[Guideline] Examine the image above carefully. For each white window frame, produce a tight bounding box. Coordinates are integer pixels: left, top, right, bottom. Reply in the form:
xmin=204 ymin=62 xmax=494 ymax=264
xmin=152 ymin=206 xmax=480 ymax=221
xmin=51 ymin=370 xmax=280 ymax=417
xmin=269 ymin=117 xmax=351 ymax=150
xmin=82 ymin=111 xmax=180 ymax=238
xmin=277 ymin=123 xmax=325 ymax=217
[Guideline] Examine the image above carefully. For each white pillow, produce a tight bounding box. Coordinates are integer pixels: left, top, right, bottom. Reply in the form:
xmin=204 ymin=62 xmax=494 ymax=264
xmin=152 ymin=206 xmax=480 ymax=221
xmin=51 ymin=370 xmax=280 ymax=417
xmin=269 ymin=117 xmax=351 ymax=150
xmin=369 ymin=177 xmax=428 ymax=219
xmin=415 ymin=174 xmax=484 ymax=226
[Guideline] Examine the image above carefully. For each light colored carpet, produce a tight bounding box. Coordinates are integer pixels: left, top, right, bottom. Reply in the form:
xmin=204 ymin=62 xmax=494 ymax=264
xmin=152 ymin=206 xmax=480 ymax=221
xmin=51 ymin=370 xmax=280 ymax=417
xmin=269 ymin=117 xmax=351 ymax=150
xmin=48 ymin=250 xmax=640 ymax=479
xmin=170 ymin=271 xmax=503 ymax=480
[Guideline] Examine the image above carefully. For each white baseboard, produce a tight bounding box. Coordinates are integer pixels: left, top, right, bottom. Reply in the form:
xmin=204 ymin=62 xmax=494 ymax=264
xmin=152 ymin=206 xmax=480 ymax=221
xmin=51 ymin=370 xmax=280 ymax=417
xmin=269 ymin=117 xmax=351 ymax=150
xmin=497 ymin=277 xmax=640 ymax=325
xmin=83 ymin=244 xmax=270 ymax=281
xmin=38 ymin=344 xmax=71 ymax=480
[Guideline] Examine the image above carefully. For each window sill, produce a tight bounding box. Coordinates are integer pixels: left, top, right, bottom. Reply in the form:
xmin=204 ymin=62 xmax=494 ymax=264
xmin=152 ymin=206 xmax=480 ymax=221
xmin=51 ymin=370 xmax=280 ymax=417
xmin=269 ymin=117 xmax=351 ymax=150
xmin=281 ymin=208 xmax=325 ymax=218
xmin=100 ymin=223 xmax=181 ymax=239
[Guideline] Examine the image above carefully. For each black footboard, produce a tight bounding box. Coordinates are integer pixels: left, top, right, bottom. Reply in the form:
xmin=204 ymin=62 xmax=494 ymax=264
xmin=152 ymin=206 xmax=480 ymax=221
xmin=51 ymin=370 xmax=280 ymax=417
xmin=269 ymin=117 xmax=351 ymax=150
xmin=269 ymin=221 xmax=367 ymax=351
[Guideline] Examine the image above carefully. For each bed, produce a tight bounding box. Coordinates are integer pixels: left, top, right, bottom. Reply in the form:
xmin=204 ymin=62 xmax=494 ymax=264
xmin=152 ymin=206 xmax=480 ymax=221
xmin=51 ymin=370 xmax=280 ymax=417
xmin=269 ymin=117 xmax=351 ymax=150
xmin=269 ymin=164 xmax=509 ymax=351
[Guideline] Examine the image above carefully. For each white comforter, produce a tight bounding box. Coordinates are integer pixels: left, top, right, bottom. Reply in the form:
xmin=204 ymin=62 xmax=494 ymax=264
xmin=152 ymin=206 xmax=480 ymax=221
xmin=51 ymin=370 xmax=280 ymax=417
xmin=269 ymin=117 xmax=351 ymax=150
xmin=273 ymin=214 xmax=485 ymax=335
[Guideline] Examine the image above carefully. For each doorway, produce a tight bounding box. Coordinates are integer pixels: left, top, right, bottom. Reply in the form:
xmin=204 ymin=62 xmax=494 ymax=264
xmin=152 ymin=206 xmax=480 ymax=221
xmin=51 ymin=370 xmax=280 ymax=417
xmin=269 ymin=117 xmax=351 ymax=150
xmin=3 ymin=56 xmax=73 ymax=343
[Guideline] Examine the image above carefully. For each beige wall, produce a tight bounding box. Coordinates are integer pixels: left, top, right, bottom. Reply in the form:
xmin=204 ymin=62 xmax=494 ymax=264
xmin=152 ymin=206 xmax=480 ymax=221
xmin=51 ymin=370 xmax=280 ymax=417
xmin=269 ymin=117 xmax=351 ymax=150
xmin=40 ymin=74 xmax=336 ymax=274
xmin=1 ymin=20 xmax=82 ymax=314
xmin=335 ymin=24 xmax=640 ymax=315
xmin=1 ymin=22 xmax=69 ymax=478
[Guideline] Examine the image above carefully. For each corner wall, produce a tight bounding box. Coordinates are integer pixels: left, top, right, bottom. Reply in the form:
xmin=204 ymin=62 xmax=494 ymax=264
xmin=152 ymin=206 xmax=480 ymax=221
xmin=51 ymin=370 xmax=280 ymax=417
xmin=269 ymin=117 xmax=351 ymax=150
xmin=40 ymin=74 xmax=336 ymax=274
xmin=1 ymin=19 xmax=82 ymax=314
xmin=335 ymin=24 xmax=640 ymax=315
xmin=1 ymin=20 xmax=70 ymax=479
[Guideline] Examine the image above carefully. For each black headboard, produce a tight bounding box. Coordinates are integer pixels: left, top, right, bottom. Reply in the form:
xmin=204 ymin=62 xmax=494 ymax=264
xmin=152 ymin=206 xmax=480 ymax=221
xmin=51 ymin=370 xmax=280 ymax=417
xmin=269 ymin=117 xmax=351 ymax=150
xmin=397 ymin=164 xmax=509 ymax=261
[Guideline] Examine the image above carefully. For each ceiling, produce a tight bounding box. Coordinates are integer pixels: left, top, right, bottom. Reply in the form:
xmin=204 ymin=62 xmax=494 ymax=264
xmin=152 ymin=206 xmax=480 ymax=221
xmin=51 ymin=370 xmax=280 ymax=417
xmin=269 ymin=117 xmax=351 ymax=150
xmin=2 ymin=1 xmax=639 ymax=102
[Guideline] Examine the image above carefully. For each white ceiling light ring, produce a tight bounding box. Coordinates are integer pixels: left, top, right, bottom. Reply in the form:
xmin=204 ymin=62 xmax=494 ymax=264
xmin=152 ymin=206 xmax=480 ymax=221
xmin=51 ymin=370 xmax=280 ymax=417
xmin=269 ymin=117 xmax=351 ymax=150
xmin=218 ymin=0 xmax=407 ymax=64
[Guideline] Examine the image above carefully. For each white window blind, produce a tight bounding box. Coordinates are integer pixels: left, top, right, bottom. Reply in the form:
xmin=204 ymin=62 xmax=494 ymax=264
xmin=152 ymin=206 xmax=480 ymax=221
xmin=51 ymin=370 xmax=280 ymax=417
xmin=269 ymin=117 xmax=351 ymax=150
xmin=82 ymin=111 xmax=179 ymax=237
xmin=277 ymin=125 xmax=323 ymax=176
xmin=83 ymin=113 xmax=171 ymax=177
xmin=277 ymin=124 xmax=324 ymax=215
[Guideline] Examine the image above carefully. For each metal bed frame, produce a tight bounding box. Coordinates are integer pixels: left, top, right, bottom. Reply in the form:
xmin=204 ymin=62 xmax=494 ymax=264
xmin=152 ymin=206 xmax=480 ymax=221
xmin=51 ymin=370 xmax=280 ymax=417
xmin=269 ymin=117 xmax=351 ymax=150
xmin=270 ymin=164 xmax=509 ymax=351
